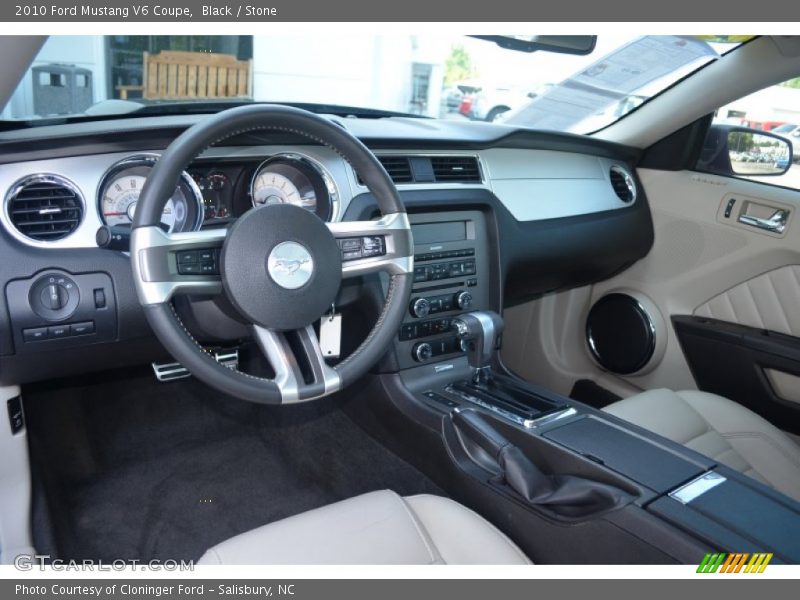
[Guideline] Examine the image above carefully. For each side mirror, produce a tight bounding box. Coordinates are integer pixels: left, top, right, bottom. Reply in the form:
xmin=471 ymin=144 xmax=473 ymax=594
xmin=699 ymin=125 xmax=793 ymax=178
xmin=728 ymin=129 xmax=793 ymax=176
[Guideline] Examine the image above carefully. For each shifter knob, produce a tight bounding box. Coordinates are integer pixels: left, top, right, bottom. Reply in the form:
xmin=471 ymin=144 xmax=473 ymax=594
xmin=452 ymin=311 xmax=504 ymax=381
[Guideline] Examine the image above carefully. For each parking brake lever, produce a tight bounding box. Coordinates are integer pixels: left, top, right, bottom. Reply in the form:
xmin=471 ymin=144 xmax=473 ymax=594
xmin=452 ymin=409 xmax=628 ymax=517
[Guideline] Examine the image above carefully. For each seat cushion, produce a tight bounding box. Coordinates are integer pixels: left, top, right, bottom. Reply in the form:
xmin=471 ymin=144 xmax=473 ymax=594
xmin=603 ymin=389 xmax=800 ymax=501
xmin=197 ymin=490 xmax=531 ymax=565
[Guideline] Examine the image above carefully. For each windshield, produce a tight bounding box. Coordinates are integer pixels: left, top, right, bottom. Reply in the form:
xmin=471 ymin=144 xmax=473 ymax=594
xmin=2 ymin=35 xmax=743 ymax=133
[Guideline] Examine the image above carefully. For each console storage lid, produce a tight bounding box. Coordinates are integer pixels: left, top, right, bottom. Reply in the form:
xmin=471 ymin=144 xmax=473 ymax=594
xmin=649 ymin=474 xmax=800 ymax=563
xmin=542 ymin=415 xmax=711 ymax=493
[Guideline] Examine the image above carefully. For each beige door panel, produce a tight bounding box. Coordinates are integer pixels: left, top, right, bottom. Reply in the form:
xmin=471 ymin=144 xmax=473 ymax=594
xmin=503 ymin=168 xmax=800 ymax=399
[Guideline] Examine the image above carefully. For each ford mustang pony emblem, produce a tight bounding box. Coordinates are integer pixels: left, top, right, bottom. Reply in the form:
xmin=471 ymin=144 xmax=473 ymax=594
xmin=267 ymin=242 xmax=315 ymax=289
xmin=272 ymin=257 xmax=311 ymax=274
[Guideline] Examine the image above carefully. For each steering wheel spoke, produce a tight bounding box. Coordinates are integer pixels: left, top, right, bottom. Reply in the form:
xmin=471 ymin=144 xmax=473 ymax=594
xmin=251 ymin=324 xmax=341 ymax=403
xmin=130 ymin=226 xmax=227 ymax=305
xmin=327 ymin=212 xmax=413 ymax=279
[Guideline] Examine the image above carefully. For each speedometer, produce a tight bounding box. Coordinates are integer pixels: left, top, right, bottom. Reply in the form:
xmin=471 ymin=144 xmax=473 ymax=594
xmin=252 ymin=171 xmax=306 ymax=208
xmin=98 ymin=155 xmax=203 ymax=233
xmin=251 ymin=154 xmax=338 ymax=221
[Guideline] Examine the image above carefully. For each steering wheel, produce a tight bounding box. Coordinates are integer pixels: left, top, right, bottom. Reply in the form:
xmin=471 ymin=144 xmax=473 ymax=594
xmin=130 ymin=105 xmax=413 ymax=404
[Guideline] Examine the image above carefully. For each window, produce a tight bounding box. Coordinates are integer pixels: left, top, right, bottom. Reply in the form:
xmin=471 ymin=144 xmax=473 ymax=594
xmin=702 ymin=77 xmax=800 ymax=190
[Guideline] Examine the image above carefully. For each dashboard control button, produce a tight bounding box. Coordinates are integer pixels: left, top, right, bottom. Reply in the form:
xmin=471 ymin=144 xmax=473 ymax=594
xmin=48 ymin=324 xmax=69 ymax=338
xmin=418 ymin=321 xmax=432 ymax=336
xmin=410 ymin=297 xmax=431 ymax=318
xmin=455 ymin=291 xmax=473 ymax=310
xmin=199 ymin=249 xmax=216 ymax=262
xmin=70 ymin=321 xmax=95 ymax=336
xmin=93 ymin=288 xmax=107 ymax=308
xmin=176 ymin=250 xmax=199 ymax=264
xmin=342 ymin=249 xmax=362 ymax=260
xmin=200 ymin=261 xmax=217 ymax=274
xmin=413 ymin=342 xmax=434 ymax=363
xmin=463 ymin=260 xmax=476 ymax=275
xmin=361 ymin=236 xmax=385 ymax=257
xmin=23 ymin=327 xmax=49 ymax=342
xmin=399 ymin=324 xmax=418 ymax=341
xmin=177 ymin=263 xmax=201 ymax=275
xmin=339 ymin=238 xmax=361 ymax=251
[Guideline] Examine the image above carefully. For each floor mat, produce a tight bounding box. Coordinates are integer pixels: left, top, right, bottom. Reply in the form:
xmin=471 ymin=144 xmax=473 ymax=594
xmin=24 ymin=369 xmax=443 ymax=562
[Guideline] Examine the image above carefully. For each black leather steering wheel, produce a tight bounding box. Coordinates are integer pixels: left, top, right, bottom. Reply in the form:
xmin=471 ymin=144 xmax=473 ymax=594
xmin=130 ymin=105 xmax=413 ymax=404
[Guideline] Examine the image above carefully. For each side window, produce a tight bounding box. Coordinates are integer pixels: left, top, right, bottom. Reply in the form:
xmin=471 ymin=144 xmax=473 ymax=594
xmin=698 ymin=77 xmax=800 ymax=190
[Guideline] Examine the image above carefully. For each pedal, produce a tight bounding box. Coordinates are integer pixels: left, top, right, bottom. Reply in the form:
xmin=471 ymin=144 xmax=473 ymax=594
xmin=152 ymin=348 xmax=239 ymax=382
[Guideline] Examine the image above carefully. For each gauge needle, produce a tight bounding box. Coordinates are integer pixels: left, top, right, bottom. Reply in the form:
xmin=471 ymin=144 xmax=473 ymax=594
xmin=103 ymin=212 xmax=127 ymax=216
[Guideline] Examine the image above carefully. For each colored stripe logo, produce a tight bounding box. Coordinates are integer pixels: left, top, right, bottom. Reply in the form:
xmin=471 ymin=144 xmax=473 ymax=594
xmin=697 ymin=552 xmax=773 ymax=573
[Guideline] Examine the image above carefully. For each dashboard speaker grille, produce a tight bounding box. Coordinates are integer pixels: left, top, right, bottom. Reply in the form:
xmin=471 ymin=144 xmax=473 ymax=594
xmin=609 ymin=165 xmax=636 ymax=203
xmin=6 ymin=175 xmax=84 ymax=241
xmin=431 ymin=156 xmax=481 ymax=182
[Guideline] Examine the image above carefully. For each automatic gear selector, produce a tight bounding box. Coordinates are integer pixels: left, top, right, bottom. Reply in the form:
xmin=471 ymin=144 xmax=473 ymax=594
xmin=452 ymin=311 xmax=504 ymax=384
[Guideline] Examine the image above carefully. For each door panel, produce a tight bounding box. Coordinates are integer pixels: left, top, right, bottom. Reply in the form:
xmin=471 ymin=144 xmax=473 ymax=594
xmin=503 ymin=168 xmax=800 ymax=428
xmin=694 ymin=265 xmax=800 ymax=336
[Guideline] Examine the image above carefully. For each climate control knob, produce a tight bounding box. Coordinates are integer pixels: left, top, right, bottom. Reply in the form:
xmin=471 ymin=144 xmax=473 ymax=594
xmin=413 ymin=342 xmax=434 ymax=363
xmin=455 ymin=291 xmax=473 ymax=310
xmin=410 ymin=297 xmax=431 ymax=318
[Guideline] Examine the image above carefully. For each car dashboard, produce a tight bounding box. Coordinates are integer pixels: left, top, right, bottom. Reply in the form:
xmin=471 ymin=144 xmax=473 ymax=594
xmin=0 ymin=113 xmax=654 ymax=385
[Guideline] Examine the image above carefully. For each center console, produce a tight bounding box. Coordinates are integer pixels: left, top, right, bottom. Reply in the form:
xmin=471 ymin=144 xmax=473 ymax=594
xmin=382 ymin=285 xmax=800 ymax=562
xmin=394 ymin=210 xmax=494 ymax=370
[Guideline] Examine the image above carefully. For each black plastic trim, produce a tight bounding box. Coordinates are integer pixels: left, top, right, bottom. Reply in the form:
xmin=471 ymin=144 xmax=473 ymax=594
xmin=345 ymin=187 xmax=654 ymax=307
xmin=639 ymin=114 xmax=714 ymax=171
xmin=673 ymin=315 xmax=800 ymax=434
xmin=0 ymin=120 xmax=640 ymax=166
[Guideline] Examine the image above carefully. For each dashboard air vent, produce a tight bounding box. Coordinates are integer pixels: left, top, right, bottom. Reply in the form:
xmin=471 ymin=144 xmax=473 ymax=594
xmin=376 ymin=156 xmax=413 ymax=184
xmin=431 ymin=156 xmax=481 ymax=183
xmin=609 ymin=165 xmax=636 ymax=203
xmin=6 ymin=175 xmax=84 ymax=241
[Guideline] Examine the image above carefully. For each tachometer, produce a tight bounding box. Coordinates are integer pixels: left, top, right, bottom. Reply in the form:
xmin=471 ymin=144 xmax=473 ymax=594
xmin=251 ymin=154 xmax=338 ymax=221
xmin=98 ymin=155 xmax=203 ymax=233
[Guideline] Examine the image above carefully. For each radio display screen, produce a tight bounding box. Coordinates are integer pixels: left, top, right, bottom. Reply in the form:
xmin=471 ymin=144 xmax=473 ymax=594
xmin=412 ymin=221 xmax=467 ymax=245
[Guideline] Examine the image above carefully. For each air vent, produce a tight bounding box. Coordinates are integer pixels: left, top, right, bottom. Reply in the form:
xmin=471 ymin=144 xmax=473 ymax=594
xmin=5 ymin=175 xmax=84 ymax=242
xmin=431 ymin=156 xmax=481 ymax=183
xmin=358 ymin=156 xmax=414 ymax=186
xmin=609 ymin=165 xmax=636 ymax=203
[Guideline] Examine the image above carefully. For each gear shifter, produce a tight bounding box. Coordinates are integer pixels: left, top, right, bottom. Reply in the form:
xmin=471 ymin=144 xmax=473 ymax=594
xmin=452 ymin=311 xmax=504 ymax=384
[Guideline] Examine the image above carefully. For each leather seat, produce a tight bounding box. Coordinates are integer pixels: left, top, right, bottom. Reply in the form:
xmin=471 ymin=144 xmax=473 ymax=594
xmin=197 ymin=490 xmax=531 ymax=565
xmin=603 ymin=389 xmax=800 ymax=501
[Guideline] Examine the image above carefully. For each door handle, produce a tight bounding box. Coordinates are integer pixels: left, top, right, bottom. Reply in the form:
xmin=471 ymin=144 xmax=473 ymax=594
xmin=738 ymin=209 xmax=789 ymax=234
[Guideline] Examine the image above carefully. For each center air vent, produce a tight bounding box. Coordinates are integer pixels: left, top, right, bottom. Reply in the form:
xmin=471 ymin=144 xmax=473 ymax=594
xmin=609 ymin=165 xmax=636 ymax=203
xmin=5 ymin=175 xmax=84 ymax=242
xmin=376 ymin=156 xmax=413 ymax=183
xmin=359 ymin=155 xmax=482 ymax=185
xmin=431 ymin=156 xmax=481 ymax=182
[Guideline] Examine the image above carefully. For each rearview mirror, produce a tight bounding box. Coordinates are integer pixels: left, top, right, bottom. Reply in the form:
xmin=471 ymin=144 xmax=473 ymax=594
xmin=728 ymin=129 xmax=793 ymax=177
xmin=471 ymin=35 xmax=596 ymax=55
